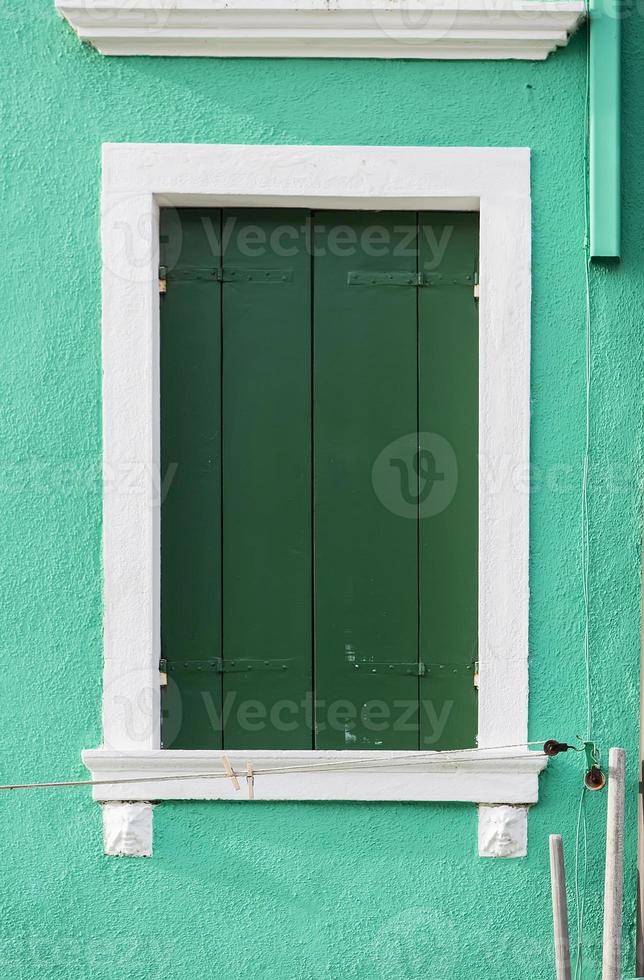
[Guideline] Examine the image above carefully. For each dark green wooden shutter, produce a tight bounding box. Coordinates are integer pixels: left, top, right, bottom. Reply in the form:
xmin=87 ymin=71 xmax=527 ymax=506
xmin=221 ymin=210 xmax=312 ymax=749
xmin=418 ymin=213 xmax=478 ymax=750
xmin=160 ymin=208 xmax=479 ymax=753
xmin=160 ymin=208 xmax=222 ymax=749
xmin=313 ymin=212 xmax=420 ymax=749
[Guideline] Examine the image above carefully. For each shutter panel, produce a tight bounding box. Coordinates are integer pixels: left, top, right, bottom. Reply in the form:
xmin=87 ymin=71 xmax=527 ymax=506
xmin=160 ymin=208 xmax=223 ymax=749
xmin=313 ymin=211 xmax=420 ymax=750
xmin=418 ymin=212 xmax=478 ymax=749
xmin=221 ymin=209 xmax=312 ymax=749
xmin=159 ymin=207 xmax=479 ymax=754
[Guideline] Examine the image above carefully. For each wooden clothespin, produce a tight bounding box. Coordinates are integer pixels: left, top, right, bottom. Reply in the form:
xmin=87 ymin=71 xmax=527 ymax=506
xmin=246 ymin=762 xmax=254 ymax=801
xmin=222 ymin=755 xmax=240 ymax=792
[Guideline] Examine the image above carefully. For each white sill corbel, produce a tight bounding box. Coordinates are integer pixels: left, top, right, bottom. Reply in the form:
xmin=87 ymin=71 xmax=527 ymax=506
xmin=102 ymin=801 xmax=154 ymax=857
xmin=55 ymin=0 xmax=585 ymax=61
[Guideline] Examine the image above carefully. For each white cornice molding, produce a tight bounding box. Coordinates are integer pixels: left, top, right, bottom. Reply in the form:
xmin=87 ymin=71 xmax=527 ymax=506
xmin=55 ymin=0 xmax=585 ymax=60
xmin=83 ymin=749 xmax=548 ymax=803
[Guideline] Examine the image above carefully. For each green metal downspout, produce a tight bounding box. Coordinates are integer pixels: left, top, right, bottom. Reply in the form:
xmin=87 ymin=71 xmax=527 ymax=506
xmin=589 ymin=0 xmax=621 ymax=260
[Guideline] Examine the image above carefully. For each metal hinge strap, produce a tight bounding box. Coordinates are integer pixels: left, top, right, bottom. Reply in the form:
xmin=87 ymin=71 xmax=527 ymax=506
xmin=345 ymin=659 xmax=477 ymax=677
xmin=159 ymin=657 xmax=291 ymax=674
xmin=422 ymin=272 xmax=477 ymax=287
xmin=347 ymin=271 xmax=421 ymax=287
xmin=221 ymin=268 xmax=292 ymax=283
xmin=159 ymin=267 xmax=293 ymax=290
xmin=347 ymin=270 xmax=477 ymax=289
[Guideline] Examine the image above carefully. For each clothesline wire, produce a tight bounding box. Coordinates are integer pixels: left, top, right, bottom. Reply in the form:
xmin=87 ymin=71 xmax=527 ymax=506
xmin=0 ymin=741 xmax=550 ymax=792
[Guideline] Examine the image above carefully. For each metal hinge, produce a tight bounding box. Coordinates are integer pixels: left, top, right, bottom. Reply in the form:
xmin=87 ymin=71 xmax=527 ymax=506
xmin=423 ymin=272 xmax=477 ymax=288
xmin=159 ymin=657 xmax=292 ymax=675
xmin=345 ymin=657 xmax=477 ymax=677
xmin=221 ymin=268 xmax=292 ymax=284
xmin=158 ymin=267 xmax=292 ymax=291
xmin=347 ymin=270 xmax=477 ymax=289
xmin=347 ymin=659 xmax=425 ymax=676
xmin=348 ymin=271 xmax=421 ymax=287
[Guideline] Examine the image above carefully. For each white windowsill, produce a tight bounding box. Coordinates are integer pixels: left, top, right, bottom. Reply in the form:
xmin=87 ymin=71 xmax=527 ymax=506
xmin=82 ymin=748 xmax=547 ymax=803
xmin=55 ymin=0 xmax=585 ymax=61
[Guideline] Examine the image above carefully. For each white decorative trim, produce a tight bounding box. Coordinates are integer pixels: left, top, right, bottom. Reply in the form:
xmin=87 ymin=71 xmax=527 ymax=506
xmin=84 ymin=749 xmax=546 ymax=803
xmin=55 ymin=0 xmax=585 ymax=61
xmin=102 ymin=802 xmax=154 ymax=856
xmin=89 ymin=143 xmax=535 ymax=851
xmin=478 ymin=804 xmax=528 ymax=858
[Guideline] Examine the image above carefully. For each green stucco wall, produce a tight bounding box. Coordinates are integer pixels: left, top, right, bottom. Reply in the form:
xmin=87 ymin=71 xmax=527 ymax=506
xmin=1 ymin=3 xmax=643 ymax=978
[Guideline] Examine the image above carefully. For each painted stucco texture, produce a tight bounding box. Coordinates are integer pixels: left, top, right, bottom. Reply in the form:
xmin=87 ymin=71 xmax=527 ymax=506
xmin=0 ymin=3 xmax=643 ymax=978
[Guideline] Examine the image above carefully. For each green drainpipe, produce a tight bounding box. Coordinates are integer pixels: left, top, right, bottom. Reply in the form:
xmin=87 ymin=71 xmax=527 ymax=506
xmin=589 ymin=0 xmax=621 ymax=260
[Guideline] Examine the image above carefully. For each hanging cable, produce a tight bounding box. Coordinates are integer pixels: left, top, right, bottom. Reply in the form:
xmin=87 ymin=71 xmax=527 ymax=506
xmin=574 ymin=11 xmax=593 ymax=980
xmin=581 ymin=0 xmax=593 ymax=746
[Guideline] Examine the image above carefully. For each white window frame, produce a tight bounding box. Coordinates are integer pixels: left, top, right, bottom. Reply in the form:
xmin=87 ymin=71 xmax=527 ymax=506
xmin=83 ymin=143 xmax=545 ymax=854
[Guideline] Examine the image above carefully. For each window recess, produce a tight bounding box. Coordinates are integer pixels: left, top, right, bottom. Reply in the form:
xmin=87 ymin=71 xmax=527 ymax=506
xmin=159 ymin=207 xmax=479 ymax=754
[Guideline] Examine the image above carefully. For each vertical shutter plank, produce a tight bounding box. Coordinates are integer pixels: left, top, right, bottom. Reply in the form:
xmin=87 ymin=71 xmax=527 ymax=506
xmin=160 ymin=207 xmax=223 ymax=749
xmin=222 ymin=209 xmax=312 ymax=749
xmin=418 ymin=212 xmax=479 ymax=750
xmin=314 ymin=211 xmax=419 ymax=750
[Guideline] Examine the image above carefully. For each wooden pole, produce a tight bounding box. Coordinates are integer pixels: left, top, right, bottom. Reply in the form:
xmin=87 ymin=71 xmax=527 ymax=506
xmin=550 ymin=834 xmax=572 ymax=980
xmin=602 ymin=747 xmax=626 ymax=980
